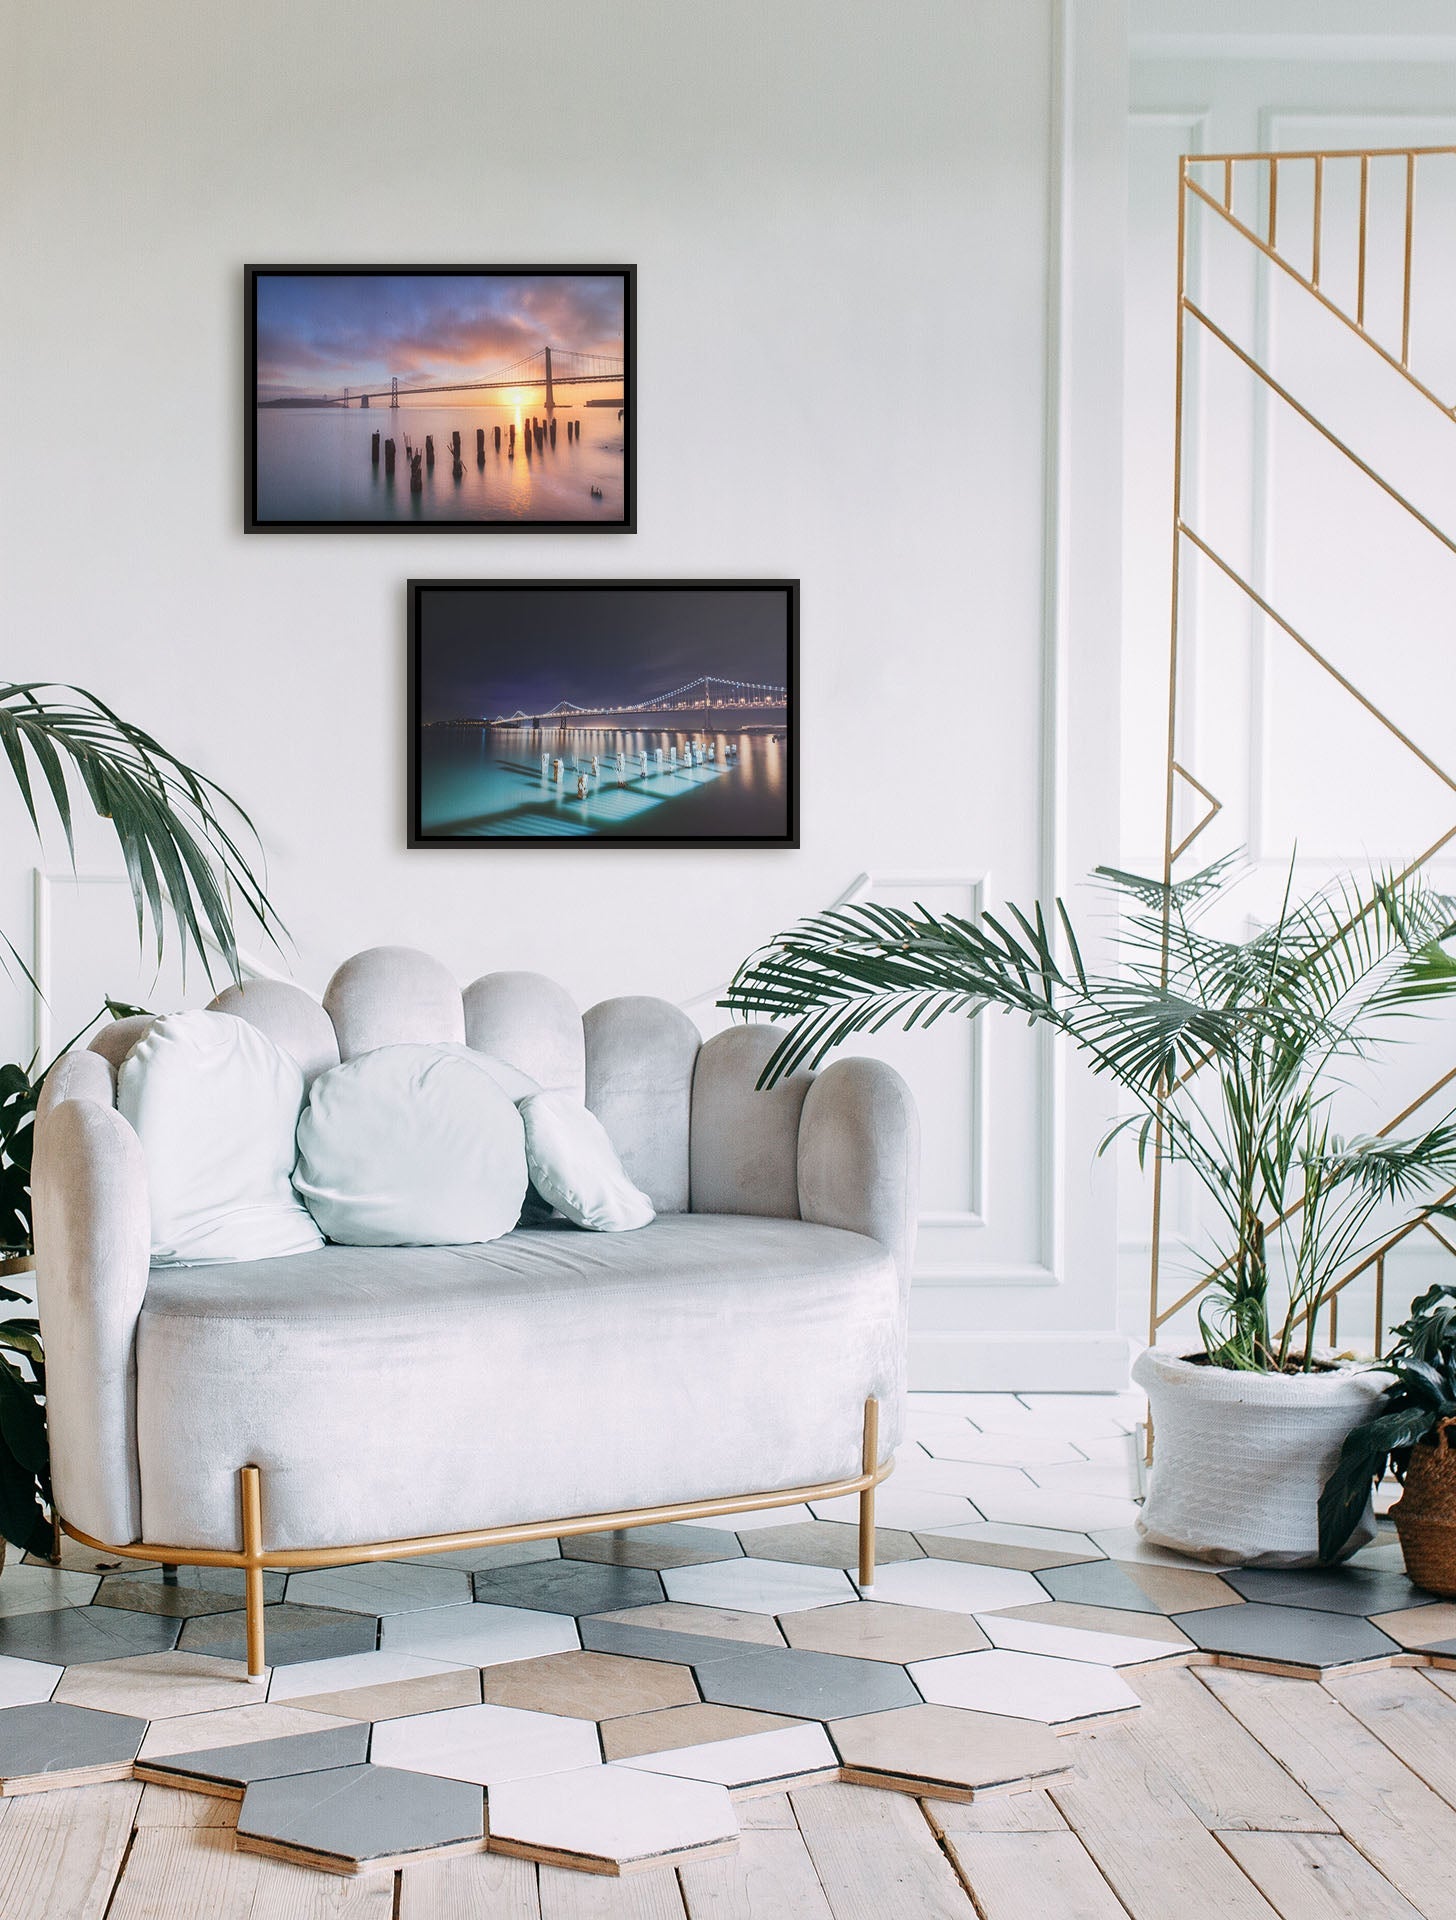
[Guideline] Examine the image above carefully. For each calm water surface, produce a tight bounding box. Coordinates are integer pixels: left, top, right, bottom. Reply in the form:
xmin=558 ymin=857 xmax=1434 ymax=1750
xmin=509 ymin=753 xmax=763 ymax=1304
xmin=420 ymin=725 xmax=788 ymax=840
xmin=255 ymin=401 xmax=625 ymax=523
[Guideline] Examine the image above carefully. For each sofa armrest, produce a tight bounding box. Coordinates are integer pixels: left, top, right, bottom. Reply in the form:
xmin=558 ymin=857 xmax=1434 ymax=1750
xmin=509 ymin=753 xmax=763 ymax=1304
xmin=32 ymin=1063 xmax=149 ymax=1545
xmin=797 ymin=1058 xmax=920 ymax=1292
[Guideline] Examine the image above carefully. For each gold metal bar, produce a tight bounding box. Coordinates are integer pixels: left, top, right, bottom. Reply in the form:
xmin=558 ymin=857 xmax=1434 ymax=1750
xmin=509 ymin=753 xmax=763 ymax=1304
xmin=1182 ymin=179 xmax=1455 ymax=419
xmin=1402 ymin=150 xmax=1416 ymax=367
xmin=1311 ymin=155 xmax=1324 ymax=286
xmin=1267 ymin=156 xmax=1278 ymax=248
xmin=1188 ymin=142 xmax=1455 ymax=164
xmin=1328 ymin=1291 xmax=1338 ymax=1348
xmin=240 ymin=1466 xmax=265 ymax=1680
xmin=1179 ymin=519 xmax=1456 ymax=796
xmin=1357 ymin=153 xmax=1369 ymax=327
xmin=1169 ymin=762 xmax=1223 ymax=861
xmin=62 ymin=1449 xmax=898 ymax=1579
xmin=858 ymin=1398 xmax=879 ymax=1592
xmin=1224 ymin=157 xmax=1234 ymax=212
xmin=1151 ymin=159 xmax=1192 ymax=1355
xmin=1183 ymin=301 xmax=1456 ymax=575
xmin=1422 ymin=1219 xmax=1456 ymax=1259
xmin=1374 ymin=1255 xmax=1385 ymax=1359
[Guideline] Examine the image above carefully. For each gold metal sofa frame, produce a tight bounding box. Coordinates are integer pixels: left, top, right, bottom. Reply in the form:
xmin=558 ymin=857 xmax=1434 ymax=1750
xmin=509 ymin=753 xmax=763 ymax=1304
xmin=64 ymin=1399 xmax=889 ymax=1677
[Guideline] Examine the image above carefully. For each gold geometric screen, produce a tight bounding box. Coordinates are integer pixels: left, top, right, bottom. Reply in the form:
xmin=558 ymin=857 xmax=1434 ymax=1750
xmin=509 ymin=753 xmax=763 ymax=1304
xmin=1150 ymin=144 xmax=1456 ymax=1357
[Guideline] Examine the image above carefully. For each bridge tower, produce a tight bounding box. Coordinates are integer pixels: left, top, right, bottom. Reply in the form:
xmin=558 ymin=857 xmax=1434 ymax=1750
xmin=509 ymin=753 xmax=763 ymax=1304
xmin=542 ymin=346 xmax=555 ymax=414
xmin=390 ymin=376 xmax=399 ymax=409
xmin=360 ymin=393 xmax=369 ymax=408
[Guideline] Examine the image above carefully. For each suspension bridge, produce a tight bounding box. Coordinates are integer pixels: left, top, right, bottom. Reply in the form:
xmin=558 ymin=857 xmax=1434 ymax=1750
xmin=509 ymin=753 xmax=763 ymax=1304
xmin=340 ymin=346 xmax=623 ymax=412
xmin=431 ymin=676 xmax=786 ymax=728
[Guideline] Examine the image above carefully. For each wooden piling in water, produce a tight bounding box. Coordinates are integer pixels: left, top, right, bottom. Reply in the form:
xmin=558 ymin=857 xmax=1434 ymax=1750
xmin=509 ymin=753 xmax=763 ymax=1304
xmin=384 ymin=438 xmax=396 ymax=475
xmin=451 ymin=430 xmax=461 ymax=458
xmin=495 ymin=424 xmax=502 ymax=450
xmin=371 ymin=431 xmax=380 ymax=464
xmin=425 ymin=435 xmax=435 ymax=467
xmin=549 ymin=418 xmax=557 ymax=447
xmin=410 ymin=452 xmax=423 ymax=494
xmin=477 ymin=428 xmax=485 ymax=462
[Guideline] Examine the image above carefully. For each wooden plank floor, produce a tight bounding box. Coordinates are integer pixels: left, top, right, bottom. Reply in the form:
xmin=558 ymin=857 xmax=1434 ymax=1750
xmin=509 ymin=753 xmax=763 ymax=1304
xmin=20 ymin=1663 xmax=1456 ymax=1919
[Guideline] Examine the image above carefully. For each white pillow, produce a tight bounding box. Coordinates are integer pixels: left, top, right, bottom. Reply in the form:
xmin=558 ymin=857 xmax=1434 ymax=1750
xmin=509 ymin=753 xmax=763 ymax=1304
xmin=118 ymin=1010 xmax=323 ymax=1266
xmin=519 ymin=1092 xmax=655 ymax=1232
xmin=295 ymin=1043 xmax=527 ymax=1246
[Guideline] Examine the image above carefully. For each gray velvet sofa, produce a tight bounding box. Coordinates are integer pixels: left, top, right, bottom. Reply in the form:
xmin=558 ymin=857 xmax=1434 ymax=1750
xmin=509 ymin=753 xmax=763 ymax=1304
xmin=31 ymin=946 xmax=919 ymax=1674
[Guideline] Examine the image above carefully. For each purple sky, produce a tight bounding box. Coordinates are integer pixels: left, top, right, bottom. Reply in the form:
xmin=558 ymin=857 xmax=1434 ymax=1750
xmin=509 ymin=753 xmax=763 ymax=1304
xmin=254 ymin=272 xmax=625 ymax=400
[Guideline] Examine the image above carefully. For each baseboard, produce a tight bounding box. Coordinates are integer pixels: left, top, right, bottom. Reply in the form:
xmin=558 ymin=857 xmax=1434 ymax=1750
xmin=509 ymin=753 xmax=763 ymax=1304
xmin=908 ymin=1330 xmax=1135 ymax=1393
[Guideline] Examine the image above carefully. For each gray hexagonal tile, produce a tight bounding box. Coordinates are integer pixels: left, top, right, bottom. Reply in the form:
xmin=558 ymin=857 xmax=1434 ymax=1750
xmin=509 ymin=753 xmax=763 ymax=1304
xmin=0 ymin=1605 xmax=181 ymax=1667
xmin=284 ymin=1564 xmax=473 ymax=1616
xmin=136 ymin=1722 xmax=371 ymax=1796
xmin=696 ymin=1644 xmax=920 ymax=1720
xmin=0 ymin=1700 xmax=147 ymax=1791
xmin=1171 ymin=1603 xmax=1401 ymax=1671
xmin=562 ymin=1526 xmax=743 ymax=1570
xmin=179 ymin=1604 xmax=377 ymax=1667
xmin=236 ymin=1762 xmax=486 ymax=1871
xmin=472 ymin=1561 xmax=664 ymax=1616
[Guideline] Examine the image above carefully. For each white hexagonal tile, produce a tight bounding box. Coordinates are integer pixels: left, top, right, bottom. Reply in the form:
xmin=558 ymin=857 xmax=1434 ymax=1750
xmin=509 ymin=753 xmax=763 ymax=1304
xmin=284 ymin=1563 xmax=473 ymax=1616
xmin=919 ymin=1522 xmax=1104 ymax=1561
xmin=370 ymin=1702 xmax=600 ymax=1785
xmin=487 ymin=1763 xmax=738 ymax=1872
xmin=963 ymin=1487 xmax=1142 ymax=1532
xmin=0 ymin=1654 xmax=62 ymax=1707
xmin=380 ymin=1602 xmax=579 ymax=1667
xmin=1085 ymin=1529 xmax=1223 ymax=1571
xmin=909 ymin=1648 xmax=1139 ymax=1724
xmin=974 ymin=1614 xmax=1190 ymax=1667
xmin=0 ymin=1567 xmax=100 ymax=1616
xmin=809 ymin=1490 xmax=979 ymax=1531
xmin=615 ymin=1721 xmax=838 ymax=1791
xmin=923 ymin=1430 xmax=1089 ymax=1467
xmin=267 ymin=1650 xmax=469 ymax=1703
xmin=870 ymin=1559 xmax=1046 ymax=1615
xmin=661 ymin=1559 xmax=856 ymax=1616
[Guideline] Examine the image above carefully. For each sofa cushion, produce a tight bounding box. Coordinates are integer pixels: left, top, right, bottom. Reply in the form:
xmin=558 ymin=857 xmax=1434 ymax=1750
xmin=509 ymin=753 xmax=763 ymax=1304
xmin=520 ymin=1092 xmax=654 ymax=1232
xmin=117 ymin=1010 xmax=323 ymax=1266
xmin=134 ymin=1214 xmax=905 ymax=1550
xmin=294 ymin=1044 xmax=528 ymax=1246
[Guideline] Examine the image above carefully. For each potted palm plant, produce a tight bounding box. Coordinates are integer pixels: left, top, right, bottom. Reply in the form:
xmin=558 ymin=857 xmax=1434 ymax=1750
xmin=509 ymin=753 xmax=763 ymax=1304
xmin=0 ymin=681 xmax=283 ymax=1558
xmin=724 ymin=857 xmax=1456 ymax=1566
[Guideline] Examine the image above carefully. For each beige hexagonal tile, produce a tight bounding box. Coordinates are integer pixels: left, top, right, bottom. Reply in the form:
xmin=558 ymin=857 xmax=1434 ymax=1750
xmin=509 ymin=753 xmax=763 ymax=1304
xmin=601 ymin=1704 xmax=801 ymax=1762
xmin=830 ymin=1703 xmax=1073 ymax=1800
xmin=738 ymin=1522 xmax=924 ymax=1569
xmin=53 ymin=1652 xmax=267 ymax=1719
xmin=1368 ymin=1603 xmax=1456 ymax=1649
xmin=281 ymin=1667 xmax=483 ymax=1723
xmin=137 ymin=1703 xmax=354 ymax=1760
xmin=781 ymin=1601 xmax=990 ymax=1664
xmin=477 ymin=1650 xmax=697 ymax=1720
xmin=590 ymin=1603 xmax=785 ymax=1647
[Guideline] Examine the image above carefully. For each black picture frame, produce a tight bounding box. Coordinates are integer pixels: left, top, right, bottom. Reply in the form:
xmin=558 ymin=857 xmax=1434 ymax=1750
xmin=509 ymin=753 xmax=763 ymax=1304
xmin=408 ymin=579 xmax=800 ymax=850
xmin=244 ymin=265 xmax=636 ymax=532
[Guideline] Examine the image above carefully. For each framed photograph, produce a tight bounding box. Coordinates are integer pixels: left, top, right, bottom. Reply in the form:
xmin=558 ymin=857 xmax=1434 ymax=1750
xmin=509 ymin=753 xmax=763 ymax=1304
xmin=245 ymin=265 xmax=635 ymax=532
xmin=408 ymin=580 xmax=799 ymax=849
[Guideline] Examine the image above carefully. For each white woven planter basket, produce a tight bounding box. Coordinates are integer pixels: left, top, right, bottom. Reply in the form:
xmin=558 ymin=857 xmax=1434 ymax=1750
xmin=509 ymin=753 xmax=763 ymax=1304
xmin=1133 ymin=1346 xmax=1390 ymax=1567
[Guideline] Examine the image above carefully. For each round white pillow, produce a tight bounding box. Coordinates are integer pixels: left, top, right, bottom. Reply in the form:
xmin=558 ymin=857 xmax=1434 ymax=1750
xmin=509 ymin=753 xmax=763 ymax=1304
xmin=118 ymin=1010 xmax=323 ymax=1266
xmin=519 ymin=1091 xmax=655 ymax=1232
xmin=295 ymin=1043 xmax=528 ymax=1246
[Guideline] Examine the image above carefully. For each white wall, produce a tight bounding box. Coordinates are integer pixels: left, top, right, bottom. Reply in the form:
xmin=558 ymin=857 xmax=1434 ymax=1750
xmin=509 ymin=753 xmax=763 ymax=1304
xmin=1 ymin=0 xmax=1128 ymax=1388
xmin=1122 ymin=10 xmax=1456 ymax=1344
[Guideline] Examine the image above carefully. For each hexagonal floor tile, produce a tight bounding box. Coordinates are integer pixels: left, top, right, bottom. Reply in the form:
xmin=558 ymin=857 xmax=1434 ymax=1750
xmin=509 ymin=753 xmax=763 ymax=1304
xmin=810 ymin=1490 xmax=979 ymax=1532
xmin=697 ymin=1645 xmax=920 ymax=1720
xmin=1368 ymin=1603 xmax=1456 ymax=1649
xmin=476 ymin=1649 xmax=697 ymax=1720
xmin=616 ymin=1721 xmax=838 ymax=1793
xmin=179 ymin=1604 xmax=377 ymax=1667
xmin=236 ymin=1762 xmax=486 ymax=1873
xmin=472 ymin=1561 xmax=664 ymax=1616
xmin=284 ymin=1563 xmax=473 ymax=1617
xmin=137 ymin=1703 xmax=355 ymax=1760
xmin=738 ymin=1522 xmax=924 ymax=1569
xmin=684 ymin=1506 xmax=815 ymax=1532
xmin=0 ymin=1567 xmax=100 ymax=1617
xmin=371 ymin=1702 xmax=600 ymax=1784
xmin=582 ymin=1618 xmax=791 ymax=1671
xmin=54 ymin=1651 xmax=265 ymax=1718
xmin=922 ymin=1430 xmax=1090 ymax=1467
xmin=601 ymin=1704 xmax=800 ymax=1762
xmin=562 ymin=1526 xmax=743 ymax=1569
xmin=781 ymin=1601 xmax=989 ymax=1664
xmin=870 ymin=1559 xmax=1047 ymax=1616
xmin=975 ymin=1605 xmax=1191 ymax=1667
xmin=1222 ymin=1566 xmax=1427 ymax=1617
xmin=136 ymin=1722 xmax=371 ymax=1796
xmin=412 ymin=1541 xmax=561 ymax=1571
xmin=1037 ymin=1558 xmax=1237 ymax=1615
xmin=1170 ymin=1603 xmax=1401 ymax=1672
xmin=591 ymin=1603 xmax=785 ymax=1647
xmin=379 ymin=1602 xmax=579 ymax=1668
xmin=912 ymin=1523 xmax=1104 ymax=1573
xmin=0 ymin=1654 xmax=62 ymax=1708
xmin=0 ymin=1604 xmax=181 ymax=1667
xmin=486 ymin=1763 xmax=738 ymax=1874
xmin=0 ymin=1700 xmax=147 ymax=1791
xmin=662 ymin=1559 xmax=857 ymax=1616
xmin=909 ymin=1648 xmax=1139 ymax=1724
xmin=267 ymin=1649 xmax=471 ymax=1703
xmin=962 ymin=1487 xmax=1142 ymax=1532
xmin=97 ymin=1565 xmax=287 ymax=1609
xmin=93 ymin=1575 xmax=270 ymax=1620
xmin=830 ymin=1702 xmax=1072 ymax=1800
xmin=280 ymin=1668 xmax=483 ymax=1724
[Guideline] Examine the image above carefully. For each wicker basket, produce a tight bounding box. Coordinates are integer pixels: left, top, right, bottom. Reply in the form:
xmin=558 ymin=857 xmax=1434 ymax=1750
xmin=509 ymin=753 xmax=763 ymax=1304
xmin=1392 ymin=1418 xmax=1456 ymax=1598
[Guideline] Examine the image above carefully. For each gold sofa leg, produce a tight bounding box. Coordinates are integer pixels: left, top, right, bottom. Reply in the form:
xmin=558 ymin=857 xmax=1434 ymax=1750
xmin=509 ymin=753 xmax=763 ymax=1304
xmin=240 ymin=1465 xmax=267 ymax=1679
xmin=858 ymin=1397 xmax=879 ymax=1596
